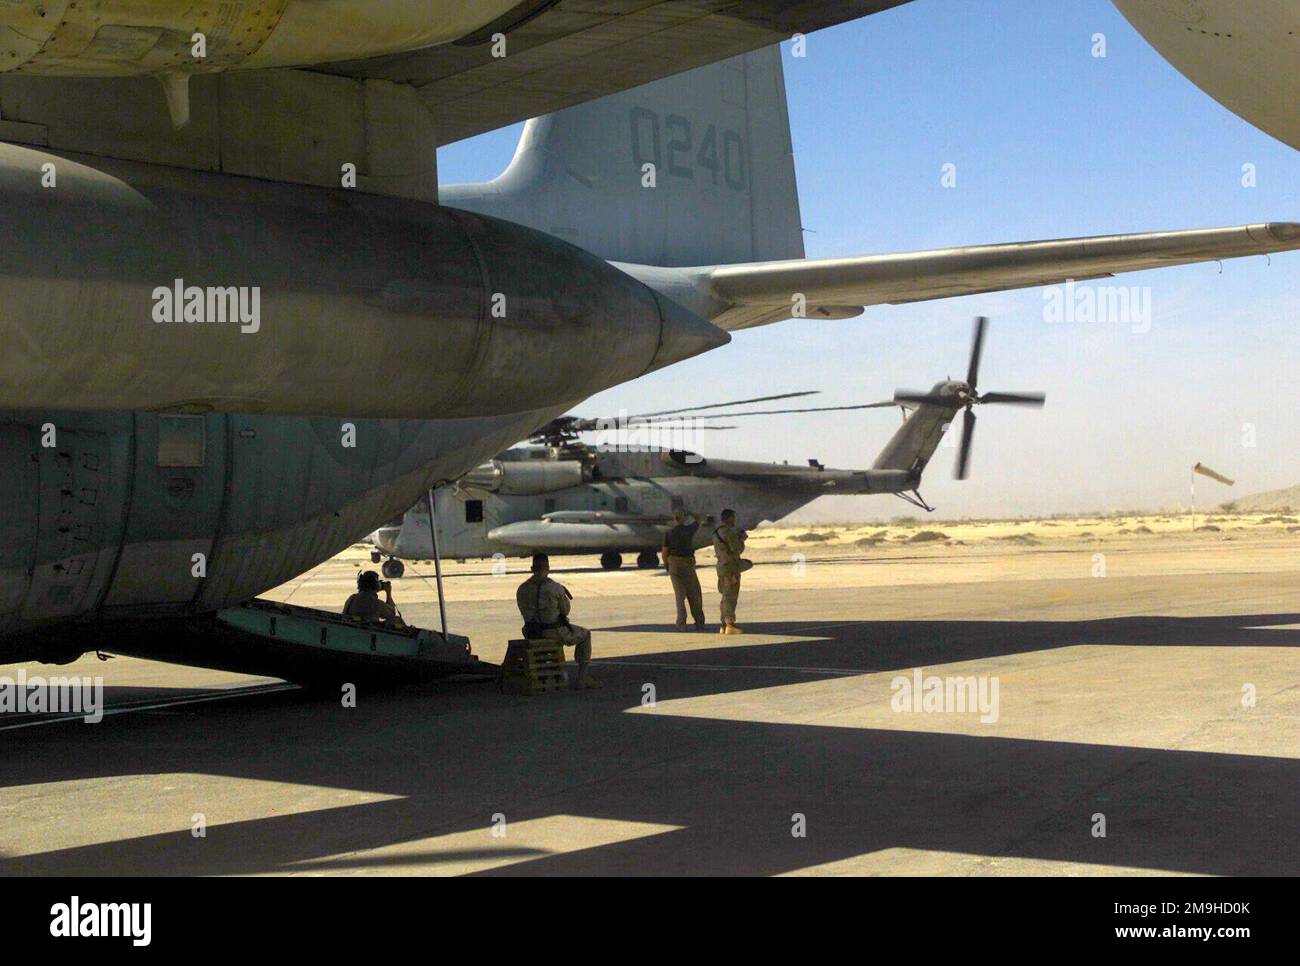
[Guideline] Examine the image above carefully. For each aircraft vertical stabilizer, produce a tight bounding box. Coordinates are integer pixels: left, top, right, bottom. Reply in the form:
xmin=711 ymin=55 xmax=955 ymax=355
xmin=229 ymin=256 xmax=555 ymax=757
xmin=440 ymin=46 xmax=805 ymax=267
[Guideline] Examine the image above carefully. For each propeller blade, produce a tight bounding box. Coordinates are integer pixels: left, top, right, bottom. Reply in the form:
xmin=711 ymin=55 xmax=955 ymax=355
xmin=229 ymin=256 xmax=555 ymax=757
xmin=966 ymin=315 xmax=987 ymax=389
xmin=978 ymin=391 xmax=1046 ymax=406
xmin=630 ymin=391 xmax=820 ymax=419
xmin=955 ymin=407 xmax=976 ymax=480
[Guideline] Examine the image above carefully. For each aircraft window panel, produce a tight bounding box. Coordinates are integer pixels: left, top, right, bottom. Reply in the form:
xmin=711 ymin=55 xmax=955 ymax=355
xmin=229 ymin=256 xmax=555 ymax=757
xmin=614 ymin=497 xmax=629 ymax=513
xmin=157 ymin=415 xmax=205 ymax=467
xmin=465 ymin=499 xmax=484 ymax=523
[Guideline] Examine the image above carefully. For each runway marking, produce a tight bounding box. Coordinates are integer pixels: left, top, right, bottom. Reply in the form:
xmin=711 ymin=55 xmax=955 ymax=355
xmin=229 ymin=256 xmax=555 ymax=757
xmin=599 ymin=659 xmax=862 ymax=676
xmin=0 ymin=682 xmax=298 ymax=731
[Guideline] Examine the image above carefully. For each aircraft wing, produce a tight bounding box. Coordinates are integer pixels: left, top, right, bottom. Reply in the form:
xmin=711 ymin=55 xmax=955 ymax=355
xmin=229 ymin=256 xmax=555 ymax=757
xmin=0 ymin=2 xmax=912 ymax=197
xmin=671 ymin=223 xmax=1300 ymax=330
xmin=320 ymin=0 xmax=914 ymax=146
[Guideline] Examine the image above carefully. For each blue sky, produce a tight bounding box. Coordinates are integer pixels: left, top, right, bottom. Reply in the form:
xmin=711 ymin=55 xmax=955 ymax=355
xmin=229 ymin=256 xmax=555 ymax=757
xmin=440 ymin=0 xmax=1300 ymax=519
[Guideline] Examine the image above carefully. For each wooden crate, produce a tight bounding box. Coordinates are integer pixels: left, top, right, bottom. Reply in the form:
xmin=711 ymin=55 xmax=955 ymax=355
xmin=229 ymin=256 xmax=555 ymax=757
xmin=500 ymin=639 xmax=568 ymax=694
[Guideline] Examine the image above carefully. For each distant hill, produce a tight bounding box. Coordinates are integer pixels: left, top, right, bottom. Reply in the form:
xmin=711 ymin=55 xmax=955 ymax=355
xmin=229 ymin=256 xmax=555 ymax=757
xmin=1221 ymin=484 xmax=1300 ymax=513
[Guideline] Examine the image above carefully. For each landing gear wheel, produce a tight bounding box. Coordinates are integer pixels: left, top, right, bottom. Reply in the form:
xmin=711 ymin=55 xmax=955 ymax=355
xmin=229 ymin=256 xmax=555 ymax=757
xmin=381 ymin=558 xmax=405 ymax=579
xmin=370 ymin=550 xmax=382 ymax=563
xmin=636 ymin=550 xmax=658 ymax=570
xmin=599 ymin=552 xmax=623 ymax=571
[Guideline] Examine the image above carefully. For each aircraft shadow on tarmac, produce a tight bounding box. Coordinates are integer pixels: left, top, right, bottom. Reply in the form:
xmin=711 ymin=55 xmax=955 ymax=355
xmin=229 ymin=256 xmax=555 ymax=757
xmin=3 ymin=613 xmax=1297 ymax=876
xmin=598 ymin=612 xmax=1300 ymax=684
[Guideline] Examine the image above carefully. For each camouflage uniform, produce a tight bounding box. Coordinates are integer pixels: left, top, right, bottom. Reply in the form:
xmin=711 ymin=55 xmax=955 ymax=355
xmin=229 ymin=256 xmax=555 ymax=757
xmin=712 ymin=524 xmax=747 ymax=626
xmin=516 ymin=574 xmax=592 ymax=667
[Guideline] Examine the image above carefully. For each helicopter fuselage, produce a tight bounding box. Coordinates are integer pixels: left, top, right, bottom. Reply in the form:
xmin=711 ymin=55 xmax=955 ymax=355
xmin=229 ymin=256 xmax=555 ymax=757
xmin=372 ymin=445 xmax=915 ymax=566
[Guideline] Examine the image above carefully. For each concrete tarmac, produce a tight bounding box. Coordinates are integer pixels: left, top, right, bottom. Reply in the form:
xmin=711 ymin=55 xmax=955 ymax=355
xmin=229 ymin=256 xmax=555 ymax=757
xmin=1 ymin=531 xmax=1297 ymax=876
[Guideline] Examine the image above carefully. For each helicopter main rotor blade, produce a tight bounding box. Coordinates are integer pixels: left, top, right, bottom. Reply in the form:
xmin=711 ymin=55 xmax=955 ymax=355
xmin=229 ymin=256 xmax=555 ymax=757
xmin=955 ymin=407 xmax=976 ymax=480
xmin=631 ymin=391 xmax=820 ymax=419
xmin=527 ymin=416 xmax=584 ymax=439
xmin=978 ymin=391 xmax=1046 ymax=406
xmin=548 ymin=396 xmax=908 ymax=435
xmin=966 ymin=315 xmax=988 ymax=389
xmin=894 ymin=391 xmax=957 ymax=407
xmin=572 ymin=420 xmax=738 ymax=430
xmin=659 ymin=402 xmax=904 ymax=419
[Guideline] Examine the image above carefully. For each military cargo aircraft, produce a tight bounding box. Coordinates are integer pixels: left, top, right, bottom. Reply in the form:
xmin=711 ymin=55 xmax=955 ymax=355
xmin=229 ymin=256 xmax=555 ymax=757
xmin=1111 ymin=0 xmax=1300 ymax=151
xmin=369 ymin=318 xmax=1042 ymax=572
xmin=2 ymin=2 xmax=1297 ymax=673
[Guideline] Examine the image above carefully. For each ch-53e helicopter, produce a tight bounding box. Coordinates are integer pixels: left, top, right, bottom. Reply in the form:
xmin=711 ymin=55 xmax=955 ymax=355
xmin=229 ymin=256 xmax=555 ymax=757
xmin=368 ymin=318 xmax=1044 ymax=574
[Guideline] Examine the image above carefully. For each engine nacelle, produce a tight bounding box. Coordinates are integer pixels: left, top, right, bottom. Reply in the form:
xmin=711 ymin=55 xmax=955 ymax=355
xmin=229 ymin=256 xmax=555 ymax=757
xmin=0 ymin=142 xmax=725 ymax=419
xmin=461 ymin=459 xmax=589 ymax=496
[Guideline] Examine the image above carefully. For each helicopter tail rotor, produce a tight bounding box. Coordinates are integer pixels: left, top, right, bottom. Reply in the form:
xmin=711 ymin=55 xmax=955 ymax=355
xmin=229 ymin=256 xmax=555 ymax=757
xmin=891 ymin=317 xmax=1045 ymax=479
xmin=947 ymin=316 xmax=1046 ymax=480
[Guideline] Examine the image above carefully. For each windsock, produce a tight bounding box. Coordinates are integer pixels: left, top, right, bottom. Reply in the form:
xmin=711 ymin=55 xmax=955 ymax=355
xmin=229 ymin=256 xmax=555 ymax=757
xmin=1193 ymin=463 xmax=1234 ymax=486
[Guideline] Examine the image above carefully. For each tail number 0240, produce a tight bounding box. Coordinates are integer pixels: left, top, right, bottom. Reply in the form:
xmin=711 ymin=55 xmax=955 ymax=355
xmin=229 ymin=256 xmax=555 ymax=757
xmin=630 ymin=108 xmax=746 ymax=191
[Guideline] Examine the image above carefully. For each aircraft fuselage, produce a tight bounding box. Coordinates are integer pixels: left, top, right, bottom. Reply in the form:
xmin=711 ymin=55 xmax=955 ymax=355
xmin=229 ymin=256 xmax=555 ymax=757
xmin=375 ymin=447 xmax=915 ymax=563
xmin=0 ymin=406 xmax=574 ymax=662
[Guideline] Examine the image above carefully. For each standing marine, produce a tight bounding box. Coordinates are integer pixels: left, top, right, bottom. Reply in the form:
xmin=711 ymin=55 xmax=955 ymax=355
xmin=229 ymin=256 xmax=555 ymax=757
xmin=661 ymin=509 xmax=707 ymax=631
xmin=712 ymin=508 xmax=749 ymax=635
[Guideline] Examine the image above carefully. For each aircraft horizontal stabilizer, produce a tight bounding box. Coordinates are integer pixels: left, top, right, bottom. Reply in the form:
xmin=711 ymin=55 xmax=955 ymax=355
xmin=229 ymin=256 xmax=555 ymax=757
xmin=631 ymin=223 xmax=1300 ymax=331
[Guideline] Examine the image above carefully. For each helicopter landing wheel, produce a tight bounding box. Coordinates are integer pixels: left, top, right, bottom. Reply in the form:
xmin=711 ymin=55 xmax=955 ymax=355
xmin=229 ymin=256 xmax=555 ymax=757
xmin=636 ymin=550 xmax=659 ymax=569
xmin=381 ymin=558 xmax=405 ymax=579
xmin=599 ymin=552 xmax=623 ymax=571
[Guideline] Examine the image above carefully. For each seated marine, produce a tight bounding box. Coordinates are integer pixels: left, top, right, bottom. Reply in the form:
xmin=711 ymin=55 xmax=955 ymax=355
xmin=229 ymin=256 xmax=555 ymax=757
xmin=343 ymin=569 xmax=402 ymax=624
xmin=516 ymin=553 xmax=597 ymax=689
